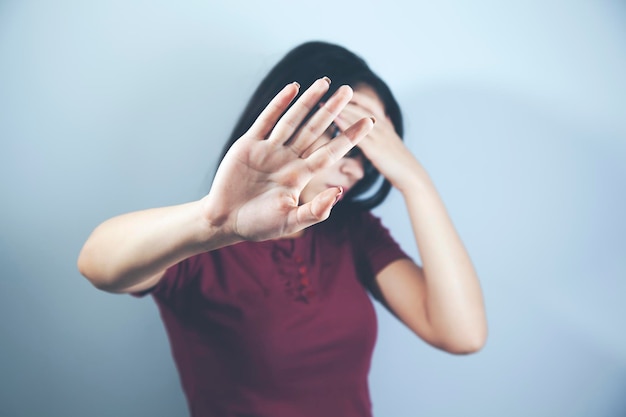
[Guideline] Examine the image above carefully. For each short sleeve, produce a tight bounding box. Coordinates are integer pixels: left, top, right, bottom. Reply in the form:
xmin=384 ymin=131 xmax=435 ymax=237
xmin=348 ymin=211 xmax=411 ymax=303
xmin=130 ymin=253 xmax=205 ymax=302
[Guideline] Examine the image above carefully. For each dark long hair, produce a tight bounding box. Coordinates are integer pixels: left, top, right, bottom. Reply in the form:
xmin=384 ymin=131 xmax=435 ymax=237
xmin=218 ymin=41 xmax=404 ymax=213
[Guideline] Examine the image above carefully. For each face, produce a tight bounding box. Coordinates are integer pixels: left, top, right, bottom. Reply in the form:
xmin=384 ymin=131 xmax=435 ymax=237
xmin=299 ymin=85 xmax=386 ymax=205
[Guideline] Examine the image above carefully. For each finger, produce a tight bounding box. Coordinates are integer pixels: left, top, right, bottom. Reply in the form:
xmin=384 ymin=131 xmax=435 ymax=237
xmin=336 ymin=104 xmax=393 ymax=136
xmin=287 ymin=85 xmax=353 ymax=156
xmin=336 ymin=101 xmax=393 ymax=131
xmin=288 ymin=186 xmax=343 ymax=230
xmin=349 ymin=94 xmax=385 ymax=119
xmin=304 ymin=116 xmax=375 ymax=172
xmin=248 ymin=82 xmax=300 ymax=139
xmin=336 ymin=103 xmax=371 ymax=125
xmin=300 ymin=113 xmax=370 ymax=159
xmin=331 ymin=108 xmax=360 ymax=132
xmin=267 ymin=77 xmax=332 ymax=144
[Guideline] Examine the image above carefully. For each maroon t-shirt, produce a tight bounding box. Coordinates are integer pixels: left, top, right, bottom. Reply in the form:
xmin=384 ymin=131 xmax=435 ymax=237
xmin=133 ymin=211 xmax=409 ymax=417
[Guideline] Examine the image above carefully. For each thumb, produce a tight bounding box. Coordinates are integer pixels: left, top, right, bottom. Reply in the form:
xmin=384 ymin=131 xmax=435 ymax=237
xmin=293 ymin=186 xmax=343 ymax=229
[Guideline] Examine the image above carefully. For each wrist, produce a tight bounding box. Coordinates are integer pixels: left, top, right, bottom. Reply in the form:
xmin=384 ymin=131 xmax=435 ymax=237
xmin=379 ymin=151 xmax=428 ymax=193
xmin=195 ymin=197 xmax=242 ymax=252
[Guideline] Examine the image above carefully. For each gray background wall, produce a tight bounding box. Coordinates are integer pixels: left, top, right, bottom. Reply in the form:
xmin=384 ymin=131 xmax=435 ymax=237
xmin=1 ymin=1 xmax=625 ymax=416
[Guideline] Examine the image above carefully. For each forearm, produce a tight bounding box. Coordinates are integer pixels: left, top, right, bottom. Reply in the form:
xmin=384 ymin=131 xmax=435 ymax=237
xmin=398 ymin=159 xmax=487 ymax=349
xmin=77 ymin=199 xmax=237 ymax=292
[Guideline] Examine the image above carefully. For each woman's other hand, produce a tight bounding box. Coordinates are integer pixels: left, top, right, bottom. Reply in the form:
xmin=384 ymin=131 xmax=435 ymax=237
xmin=332 ymin=86 xmax=418 ymax=193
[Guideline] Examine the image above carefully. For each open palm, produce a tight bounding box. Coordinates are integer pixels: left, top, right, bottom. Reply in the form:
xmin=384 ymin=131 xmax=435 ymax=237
xmin=201 ymin=78 xmax=374 ymax=242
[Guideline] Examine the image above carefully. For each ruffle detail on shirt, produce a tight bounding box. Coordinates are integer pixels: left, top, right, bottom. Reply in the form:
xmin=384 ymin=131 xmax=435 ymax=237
xmin=271 ymin=241 xmax=315 ymax=304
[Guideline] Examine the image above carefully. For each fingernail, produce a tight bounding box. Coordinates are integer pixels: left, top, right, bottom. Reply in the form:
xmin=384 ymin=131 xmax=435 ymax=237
xmin=369 ymin=116 xmax=376 ymax=124
xmin=322 ymin=76 xmax=331 ymax=85
xmin=332 ymin=186 xmax=344 ymax=206
xmin=293 ymin=81 xmax=300 ymax=89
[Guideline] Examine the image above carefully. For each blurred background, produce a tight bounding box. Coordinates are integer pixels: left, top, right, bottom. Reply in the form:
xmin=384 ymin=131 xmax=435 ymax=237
xmin=1 ymin=1 xmax=625 ymax=416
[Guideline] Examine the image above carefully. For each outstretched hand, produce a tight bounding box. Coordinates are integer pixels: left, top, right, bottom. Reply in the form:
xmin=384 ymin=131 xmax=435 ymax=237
xmin=201 ymin=78 xmax=375 ymax=243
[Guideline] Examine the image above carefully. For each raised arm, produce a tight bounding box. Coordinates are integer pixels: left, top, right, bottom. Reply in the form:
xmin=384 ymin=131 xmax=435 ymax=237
xmin=77 ymin=78 xmax=375 ymax=294
xmin=333 ymin=88 xmax=487 ymax=354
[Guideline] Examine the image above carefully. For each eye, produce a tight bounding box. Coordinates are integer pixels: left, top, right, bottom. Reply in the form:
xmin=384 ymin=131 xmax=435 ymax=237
xmin=326 ymin=123 xmax=364 ymax=160
xmin=329 ymin=123 xmax=341 ymax=139
xmin=344 ymin=146 xmax=363 ymax=159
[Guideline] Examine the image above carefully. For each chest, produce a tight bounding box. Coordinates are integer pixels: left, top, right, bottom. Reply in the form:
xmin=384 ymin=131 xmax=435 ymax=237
xmin=181 ymin=236 xmax=378 ymax=382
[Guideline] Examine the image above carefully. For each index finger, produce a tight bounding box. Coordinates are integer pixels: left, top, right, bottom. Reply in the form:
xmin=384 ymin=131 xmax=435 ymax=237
xmin=304 ymin=116 xmax=375 ymax=172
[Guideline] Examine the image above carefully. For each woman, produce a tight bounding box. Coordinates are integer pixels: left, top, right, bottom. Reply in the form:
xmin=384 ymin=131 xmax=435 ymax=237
xmin=78 ymin=41 xmax=487 ymax=417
